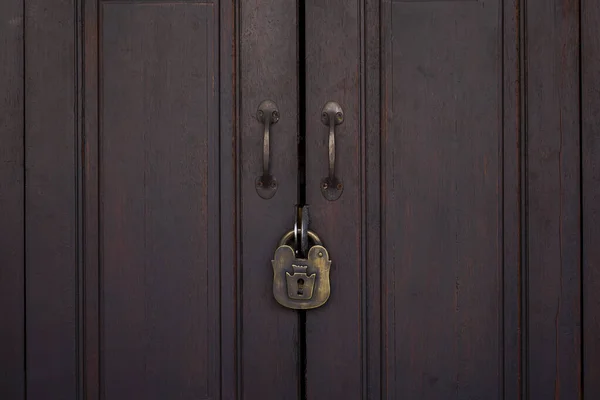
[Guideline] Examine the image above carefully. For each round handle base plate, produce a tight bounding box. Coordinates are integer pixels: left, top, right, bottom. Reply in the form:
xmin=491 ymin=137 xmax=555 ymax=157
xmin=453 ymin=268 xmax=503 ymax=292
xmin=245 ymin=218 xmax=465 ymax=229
xmin=320 ymin=176 xmax=343 ymax=201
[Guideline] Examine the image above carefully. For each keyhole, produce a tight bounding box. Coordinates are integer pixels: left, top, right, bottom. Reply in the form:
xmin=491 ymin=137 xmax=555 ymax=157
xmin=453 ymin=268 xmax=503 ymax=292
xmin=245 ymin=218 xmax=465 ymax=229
xmin=297 ymin=278 xmax=305 ymax=295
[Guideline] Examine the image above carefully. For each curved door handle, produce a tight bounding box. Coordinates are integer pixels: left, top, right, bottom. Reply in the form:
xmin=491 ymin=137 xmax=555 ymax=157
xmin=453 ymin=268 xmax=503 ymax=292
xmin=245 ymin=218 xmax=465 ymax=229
xmin=256 ymin=100 xmax=279 ymax=199
xmin=320 ymin=101 xmax=344 ymax=201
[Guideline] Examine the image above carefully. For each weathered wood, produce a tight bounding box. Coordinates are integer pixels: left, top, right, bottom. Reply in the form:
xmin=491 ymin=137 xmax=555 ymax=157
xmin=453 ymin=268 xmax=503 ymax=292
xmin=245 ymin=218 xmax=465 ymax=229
xmin=365 ymin=0 xmax=382 ymax=398
xmin=83 ymin=0 xmax=99 ymax=397
xmin=0 ymin=1 xmax=24 ymax=398
xmin=381 ymin=2 xmax=506 ymax=398
xmin=219 ymin=0 xmax=238 ymax=398
xmin=304 ymin=0 xmax=363 ymax=398
xmin=13 ymin=1 xmax=592 ymax=398
xmin=502 ymin=0 xmax=523 ymax=398
xmin=99 ymin=4 xmax=219 ymax=398
xmin=25 ymin=0 xmax=78 ymax=397
xmin=526 ymin=1 xmax=581 ymax=397
xmin=239 ymin=1 xmax=300 ymax=398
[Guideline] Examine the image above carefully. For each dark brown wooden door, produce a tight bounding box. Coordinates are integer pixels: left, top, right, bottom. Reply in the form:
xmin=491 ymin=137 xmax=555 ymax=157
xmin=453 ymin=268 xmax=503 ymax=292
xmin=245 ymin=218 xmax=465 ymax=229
xmin=2 ymin=1 xmax=600 ymax=400
xmin=304 ymin=0 xmax=598 ymax=399
xmin=2 ymin=1 xmax=301 ymax=399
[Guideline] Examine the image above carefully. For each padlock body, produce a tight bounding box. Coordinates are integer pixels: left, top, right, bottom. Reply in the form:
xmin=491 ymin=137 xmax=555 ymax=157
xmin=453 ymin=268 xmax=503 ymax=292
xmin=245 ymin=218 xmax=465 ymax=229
xmin=272 ymin=245 xmax=331 ymax=310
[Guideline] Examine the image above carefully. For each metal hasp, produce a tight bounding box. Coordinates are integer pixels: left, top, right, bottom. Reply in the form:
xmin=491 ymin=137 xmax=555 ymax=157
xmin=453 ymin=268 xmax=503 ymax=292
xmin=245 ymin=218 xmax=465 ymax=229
xmin=272 ymin=230 xmax=331 ymax=310
xmin=255 ymin=100 xmax=280 ymax=199
xmin=320 ymin=101 xmax=344 ymax=201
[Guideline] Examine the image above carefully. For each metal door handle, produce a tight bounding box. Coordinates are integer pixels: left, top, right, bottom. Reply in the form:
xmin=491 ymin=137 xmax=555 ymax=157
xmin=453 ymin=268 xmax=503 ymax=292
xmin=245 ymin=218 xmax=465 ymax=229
xmin=256 ymin=100 xmax=279 ymax=199
xmin=320 ymin=101 xmax=344 ymax=201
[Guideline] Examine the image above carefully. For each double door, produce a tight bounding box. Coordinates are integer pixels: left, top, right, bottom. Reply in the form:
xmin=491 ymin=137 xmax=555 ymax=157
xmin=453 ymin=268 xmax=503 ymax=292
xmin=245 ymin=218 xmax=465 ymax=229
xmin=2 ymin=0 xmax=599 ymax=399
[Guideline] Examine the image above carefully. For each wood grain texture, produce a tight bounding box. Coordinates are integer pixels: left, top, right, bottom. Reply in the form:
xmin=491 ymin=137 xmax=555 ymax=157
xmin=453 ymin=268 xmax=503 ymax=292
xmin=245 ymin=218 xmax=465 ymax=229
xmin=100 ymin=4 xmax=219 ymax=399
xmin=381 ymin=1 xmax=505 ymax=398
xmin=239 ymin=1 xmax=299 ymax=398
xmin=501 ymin=0 xmax=523 ymax=398
xmin=526 ymin=1 xmax=581 ymax=398
xmin=582 ymin=0 xmax=600 ymax=397
xmin=83 ymin=0 xmax=100 ymax=398
xmin=218 ymin=0 xmax=238 ymax=398
xmin=365 ymin=0 xmax=382 ymax=398
xmin=304 ymin=0 xmax=363 ymax=398
xmin=25 ymin=0 xmax=79 ymax=397
xmin=0 ymin=1 xmax=24 ymax=398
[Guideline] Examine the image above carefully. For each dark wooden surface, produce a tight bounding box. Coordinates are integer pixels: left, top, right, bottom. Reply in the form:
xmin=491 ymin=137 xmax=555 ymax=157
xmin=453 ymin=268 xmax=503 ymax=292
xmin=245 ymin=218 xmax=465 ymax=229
xmin=25 ymin=0 xmax=79 ymax=397
xmin=526 ymin=1 xmax=582 ymax=398
xmin=239 ymin=1 xmax=300 ymax=398
xmin=304 ymin=0 xmax=363 ymax=398
xmin=2 ymin=1 xmax=596 ymax=399
xmin=583 ymin=0 xmax=600 ymax=397
xmin=99 ymin=4 xmax=219 ymax=399
xmin=364 ymin=0 xmax=382 ymax=399
xmin=83 ymin=0 xmax=100 ymax=397
xmin=0 ymin=1 xmax=24 ymax=398
xmin=500 ymin=0 xmax=522 ymax=398
xmin=306 ymin=0 xmax=584 ymax=399
xmin=382 ymin=1 xmax=505 ymax=398
xmin=218 ymin=0 xmax=238 ymax=398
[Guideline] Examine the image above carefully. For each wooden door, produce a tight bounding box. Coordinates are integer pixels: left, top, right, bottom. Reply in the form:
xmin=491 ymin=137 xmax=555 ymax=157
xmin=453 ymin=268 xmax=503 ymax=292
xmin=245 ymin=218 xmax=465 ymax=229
xmin=304 ymin=0 xmax=599 ymax=399
xmin=2 ymin=1 xmax=600 ymax=400
xmin=2 ymin=0 xmax=302 ymax=399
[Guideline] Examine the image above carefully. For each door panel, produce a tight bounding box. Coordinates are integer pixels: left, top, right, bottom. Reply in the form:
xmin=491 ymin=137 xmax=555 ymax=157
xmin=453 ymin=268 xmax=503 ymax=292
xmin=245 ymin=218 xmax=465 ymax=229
xmin=100 ymin=4 xmax=219 ymax=398
xmin=304 ymin=0 xmax=363 ymax=398
xmin=239 ymin=0 xmax=300 ymax=398
xmin=526 ymin=0 xmax=581 ymax=397
xmin=0 ymin=1 xmax=24 ymax=397
xmin=2 ymin=1 xmax=595 ymax=399
xmin=382 ymin=2 xmax=505 ymax=397
xmin=84 ymin=0 xmax=299 ymax=398
xmin=305 ymin=0 xmax=583 ymax=399
xmin=25 ymin=0 xmax=79 ymax=397
xmin=4 ymin=0 xmax=300 ymax=398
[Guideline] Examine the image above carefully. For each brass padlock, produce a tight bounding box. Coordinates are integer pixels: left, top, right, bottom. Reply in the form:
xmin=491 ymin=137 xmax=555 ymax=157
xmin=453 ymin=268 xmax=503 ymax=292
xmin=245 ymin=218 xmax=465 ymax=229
xmin=272 ymin=231 xmax=331 ymax=310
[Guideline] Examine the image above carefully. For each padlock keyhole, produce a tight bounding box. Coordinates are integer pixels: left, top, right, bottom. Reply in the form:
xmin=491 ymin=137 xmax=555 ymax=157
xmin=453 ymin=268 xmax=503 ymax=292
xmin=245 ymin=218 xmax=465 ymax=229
xmin=297 ymin=278 xmax=305 ymax=295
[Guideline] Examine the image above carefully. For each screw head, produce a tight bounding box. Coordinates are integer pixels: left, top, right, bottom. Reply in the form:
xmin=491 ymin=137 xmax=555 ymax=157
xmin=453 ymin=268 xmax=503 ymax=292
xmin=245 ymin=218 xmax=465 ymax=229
xmin=318 ymin=251 xmax=323 ymax=258
xmin=272 ymin=110 xmax=279 ymax=122
xmin=257 ymin=181 xmax=263 ymax=187
xmin=270 ymin=181 xmax=276 ymax=188
xmin=336 ymin=112 xmax=343 ymax=123
xmin=336 ymin=183 xmax=343 ymax=190
xmin=322 ymin=182 xmax=328 ymax=189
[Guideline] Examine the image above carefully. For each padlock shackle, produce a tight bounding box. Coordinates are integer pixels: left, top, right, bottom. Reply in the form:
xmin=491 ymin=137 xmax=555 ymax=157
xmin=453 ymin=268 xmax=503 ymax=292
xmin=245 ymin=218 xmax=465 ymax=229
xmin=278 ymin=230 xmax=322 ymax=248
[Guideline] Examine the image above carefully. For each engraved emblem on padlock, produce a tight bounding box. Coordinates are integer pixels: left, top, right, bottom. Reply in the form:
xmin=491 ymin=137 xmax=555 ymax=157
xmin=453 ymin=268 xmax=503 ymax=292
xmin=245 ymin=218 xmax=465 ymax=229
xmin=272 ymin=231 xmax=331 ymax=310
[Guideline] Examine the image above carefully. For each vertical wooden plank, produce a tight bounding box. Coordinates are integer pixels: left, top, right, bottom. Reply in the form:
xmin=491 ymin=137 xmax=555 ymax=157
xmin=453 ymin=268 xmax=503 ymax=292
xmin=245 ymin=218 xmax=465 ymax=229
xmin=83 ymin=0 xmax=99 ymax=398
xmin=526 ymin=0 xmax=581 ymax=398
xmin=25 ymin=0 xmax=78 ymax=397
xmin=219 ymin=0 xmax=238 ymax=398
xmin=239 ymin=1 xmax=299 ymax=398
xmin=304 ymin=0 xmax=363 ymax=398
xmin=0 ymin=0 xmax=25 ymax=398
xmin=503 ymin=0 xmax=524 ymax=398
xmin=582 ymin=0 xmax=600 ymax=397
xmin=86 ymin=2 xmax=236 ymax=399
xmin=101 ymin=5 xmax=219 ymax=399
xmin=379 ymin=1 xmax=504 ymax=398
xmin=365 ymin=0 xmax=381 ymax=398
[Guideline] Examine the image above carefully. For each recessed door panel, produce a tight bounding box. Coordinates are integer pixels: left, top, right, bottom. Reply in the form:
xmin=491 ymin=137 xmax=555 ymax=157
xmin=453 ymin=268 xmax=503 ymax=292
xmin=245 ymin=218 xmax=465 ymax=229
xmin=100 ymin=4 xmax=218 ymax=398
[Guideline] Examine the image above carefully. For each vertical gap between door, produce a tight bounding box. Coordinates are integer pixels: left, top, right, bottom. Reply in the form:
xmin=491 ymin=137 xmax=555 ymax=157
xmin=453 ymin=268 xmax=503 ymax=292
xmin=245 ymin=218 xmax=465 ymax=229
xmin=297 ymin=1 xmax=307 ymax=400
xmin=22 ymin=0 xmax=28 ymax=397
xmin=578 ymin=0 xmax=584 ymax=396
